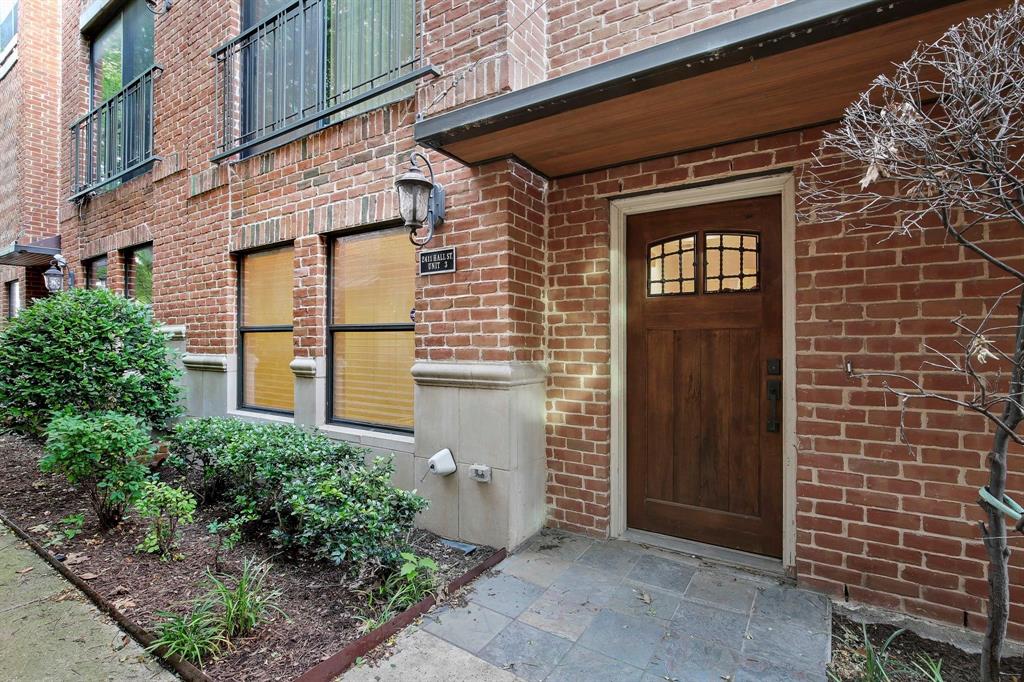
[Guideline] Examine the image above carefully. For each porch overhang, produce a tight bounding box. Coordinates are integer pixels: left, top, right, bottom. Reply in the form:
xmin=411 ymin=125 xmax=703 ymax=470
xmin=414 ymin=0 xmax=1004 ymax=179
xmin=0 ymin=235 xmax=61 ymax=268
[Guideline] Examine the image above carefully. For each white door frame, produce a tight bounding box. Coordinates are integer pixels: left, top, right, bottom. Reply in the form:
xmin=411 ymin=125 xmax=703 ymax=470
xmin=608 ymin=173 xmax=798 ymax=570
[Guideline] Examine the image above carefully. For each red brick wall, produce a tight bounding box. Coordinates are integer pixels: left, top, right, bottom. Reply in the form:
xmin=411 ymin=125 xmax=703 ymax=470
xmin=545 ymin=0 xmax=793 ymax=78
xmin=543 ymin=127 xmax=1024 ymax=639
xmin=0 ymin=0 xmax=61 ymax=316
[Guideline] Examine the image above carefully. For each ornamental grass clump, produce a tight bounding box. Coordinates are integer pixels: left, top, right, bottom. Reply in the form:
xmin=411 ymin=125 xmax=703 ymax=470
xmin=0 ymin=288 xmax=181 ymax=435
xmin=41 ymin=411 xmax=152 ymax=528
xmin=170 ymin=417 xmax=427 ymax=572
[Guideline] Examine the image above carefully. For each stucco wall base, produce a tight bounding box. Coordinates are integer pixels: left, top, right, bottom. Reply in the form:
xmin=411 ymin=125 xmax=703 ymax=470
xmin=412 ymin=361 xmax=547 ymax=551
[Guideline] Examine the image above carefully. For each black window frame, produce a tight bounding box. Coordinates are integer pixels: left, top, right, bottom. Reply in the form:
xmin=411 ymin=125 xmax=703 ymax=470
xmin=326 ymin=223 xmax=414 ymax=435
xmin=236 ymin=242 xmax=295 ymax=417
xmin=5 ymin=279 xmax=19 ymax=318
xmin=85 ymin=254 xmax=109 ymax=289
xmin=122 ymin=243 xmax=153 ymax=304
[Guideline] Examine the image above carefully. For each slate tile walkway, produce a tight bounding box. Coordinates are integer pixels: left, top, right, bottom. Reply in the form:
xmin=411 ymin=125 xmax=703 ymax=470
xmin=344 ymin=529 xmax=830 ymax=681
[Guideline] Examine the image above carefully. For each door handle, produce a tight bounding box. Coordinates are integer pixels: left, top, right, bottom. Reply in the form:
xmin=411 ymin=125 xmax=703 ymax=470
xmin=767 ymin=379 xmax=781 ymax=433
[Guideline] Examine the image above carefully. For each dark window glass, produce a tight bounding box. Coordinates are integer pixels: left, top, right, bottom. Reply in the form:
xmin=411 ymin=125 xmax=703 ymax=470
xmin=86 ymin=256 xmax=109 ymax=289
xmin=124 ymin=245 xmax=152 ymax=304
xmin=5 ymin=279 xmax=19 ymax=318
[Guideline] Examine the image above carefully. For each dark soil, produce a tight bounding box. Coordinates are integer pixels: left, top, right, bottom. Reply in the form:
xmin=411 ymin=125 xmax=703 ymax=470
xmin=0 ymin=433 xmax=494 ymax=682
xmin=829 ymin=613 xmax=1024 ymax=681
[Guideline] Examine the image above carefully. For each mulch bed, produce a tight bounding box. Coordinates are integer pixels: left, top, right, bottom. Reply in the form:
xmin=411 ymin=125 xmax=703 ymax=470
xmin=829 ymin=612 xmax=1024 ymax=681
xmin=0 ymin=433 xmax=494 ymax=682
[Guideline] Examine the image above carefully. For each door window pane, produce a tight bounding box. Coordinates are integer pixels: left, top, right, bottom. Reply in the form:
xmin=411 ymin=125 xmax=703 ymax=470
xmin=332 ymin=331 xmax=413 ymax=428
xmin=86 ymin=257 xmax=109 ymax=289
xmin=125 ymin=245 xmax=152 ymax=304
xmin=705 ymin=233 xmax=759 ymax=293
xmin=648 ymin=235 xmax=696 ymax=296
xmin=243 ymin=331 xmax=295 ymax=411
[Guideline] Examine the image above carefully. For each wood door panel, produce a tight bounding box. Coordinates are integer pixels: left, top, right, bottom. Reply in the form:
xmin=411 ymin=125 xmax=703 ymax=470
xmin=626 ymin=195 xmax=783 ymax=558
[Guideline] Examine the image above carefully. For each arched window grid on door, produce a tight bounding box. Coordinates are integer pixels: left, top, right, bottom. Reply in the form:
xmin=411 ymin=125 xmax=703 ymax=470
xmin=646 ymin=230 xmax=761 ymax=297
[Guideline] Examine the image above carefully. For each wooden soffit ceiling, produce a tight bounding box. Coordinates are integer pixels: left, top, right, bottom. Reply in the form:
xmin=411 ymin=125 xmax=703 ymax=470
xmin=415 ymin=0 xmax=1008 ymax=179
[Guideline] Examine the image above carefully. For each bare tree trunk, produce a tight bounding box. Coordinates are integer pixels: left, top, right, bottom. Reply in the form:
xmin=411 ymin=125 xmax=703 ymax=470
xmin=980 ymin=291 xmax=1024 ymax=681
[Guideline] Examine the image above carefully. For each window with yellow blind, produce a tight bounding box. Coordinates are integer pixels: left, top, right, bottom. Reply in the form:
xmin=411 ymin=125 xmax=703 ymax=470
xmin=329 ymin=227 xmax=414 ymax=432
xmin=239 ymin=245 xmax=295 ymax=413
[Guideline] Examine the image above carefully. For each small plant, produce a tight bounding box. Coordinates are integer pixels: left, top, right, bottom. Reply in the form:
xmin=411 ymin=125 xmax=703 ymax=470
xmin=42 ymin=513 xmax=86 ymax=548
xmin=205 ymin=557 xmax=285 ymax=639
xmin=148 ymin=602 xmax=228 ymax=667
xmin=41 ymin=412 xmax=152 ymax=528
xmin=356 ymin=553 xmax=438 ymax=632
xmin=912 ymin=655 xmax=945 ymax=682
xmin=135 ymin=480 xmax=197 ymax=559
xmin=830 ymin=624 xmax=905 ymax=682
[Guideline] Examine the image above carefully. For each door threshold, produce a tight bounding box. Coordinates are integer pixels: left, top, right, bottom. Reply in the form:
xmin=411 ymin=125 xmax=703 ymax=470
xmin=623 ymin=528 xmax=788 ymax=579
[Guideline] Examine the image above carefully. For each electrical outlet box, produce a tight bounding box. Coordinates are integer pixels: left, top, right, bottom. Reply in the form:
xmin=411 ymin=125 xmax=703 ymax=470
xmin=469 ymin=464 xmax=492 ymax=483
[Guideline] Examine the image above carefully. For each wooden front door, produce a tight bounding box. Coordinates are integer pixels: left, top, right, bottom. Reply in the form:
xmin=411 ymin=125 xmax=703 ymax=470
xmin=626 ymin=195 xmax=783 ymax=558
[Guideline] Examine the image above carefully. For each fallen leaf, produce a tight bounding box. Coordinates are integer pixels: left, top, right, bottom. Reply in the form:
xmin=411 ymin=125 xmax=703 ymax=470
xmin=637 ymin=590 xmax=652 ymax=605
xmin=15 ymin=567 xmax=33 ymax=574
xmin=79 ymin=572 xmax=99 ymax=580
xmin=65 ymin=553 xmax=89 ymax=566
xmin=28 ymin=523 xmax=50 ymax=533
xmin=112 ymin=597 xmax=136 ymax=610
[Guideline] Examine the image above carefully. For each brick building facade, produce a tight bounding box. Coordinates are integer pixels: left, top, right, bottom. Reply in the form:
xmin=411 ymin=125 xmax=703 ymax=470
xmin=0 ymin=0 xmax=61 ymax=317
xmin=20 ymin=0 xmax=1023 ymax=641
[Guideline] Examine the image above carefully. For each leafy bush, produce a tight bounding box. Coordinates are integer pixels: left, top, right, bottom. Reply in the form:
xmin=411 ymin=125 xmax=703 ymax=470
xmin=135 ymin=480 xmax=197 ymax=559
xmin=170 ymin=417 xmax=427 ymax=569
xmin=206 ymin=558 xmax=284 ymax=639
xmin=357 ymin=553 xmax=438 ymax=632
xmin=0 ymin=288 xmax=182 ymax=435
xmin=41 ymin=411 xmax=152 ymax=528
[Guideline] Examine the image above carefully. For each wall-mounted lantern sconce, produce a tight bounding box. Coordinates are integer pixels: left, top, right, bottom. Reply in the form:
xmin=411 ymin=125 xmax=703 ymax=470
xmin=395 ymin=151 xmax=445 ymax=247
xmin=43 ymin=256 xmax=74 ymax=293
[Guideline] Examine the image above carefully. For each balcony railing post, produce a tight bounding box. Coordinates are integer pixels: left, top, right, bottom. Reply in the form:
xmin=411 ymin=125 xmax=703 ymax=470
xmin=69 ymin=65 xmax=161 ymax=200
xmin=211 ymin=0 xmax=431 ymax=161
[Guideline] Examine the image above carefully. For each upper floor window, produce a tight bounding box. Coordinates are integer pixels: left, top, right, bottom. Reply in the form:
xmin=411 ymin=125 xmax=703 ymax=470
xmin=328 ymin=226 xmax=414 ymax=432
xmin=124 ymin=244 xmax=152 ymax=304
xmin=0 ymin=0 xmax=17 ymax=55
xmin=69 ymin=0 xmax=159 ymax=200
xmin=86 ymin=255 xmax=109 ymax=289
xmin=238 ymin=245 xmax=294 ymax=414
xmin=213 ymin=0 xmax=425 ymax=160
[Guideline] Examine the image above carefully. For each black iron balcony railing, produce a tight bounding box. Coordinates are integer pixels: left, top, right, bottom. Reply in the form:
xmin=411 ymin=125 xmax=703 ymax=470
xmin=69 ymin=65 xmax=162 ymax=201
xmin=212 ymin=0 xmax=435 ymax=161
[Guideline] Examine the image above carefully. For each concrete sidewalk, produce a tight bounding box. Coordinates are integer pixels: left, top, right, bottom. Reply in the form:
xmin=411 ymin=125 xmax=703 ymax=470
xmin=345 ymin=529 xmax=830 ymax=682
xmin=0 ymin=523 xmax=175 ymax=682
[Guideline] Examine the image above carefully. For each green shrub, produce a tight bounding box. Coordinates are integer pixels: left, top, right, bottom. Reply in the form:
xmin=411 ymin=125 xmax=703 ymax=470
xmin=135 ymin=480 xmax=197 ymax=559
xmin=0 ymin=288 xmax=182 ymax=435
xmin=41 ymin=411 xmax=152 ymax=528
xmin=170 ymin=417 xmax=427 ymax=570
xmin=357 ymin=553 xmax=438 ymax=632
